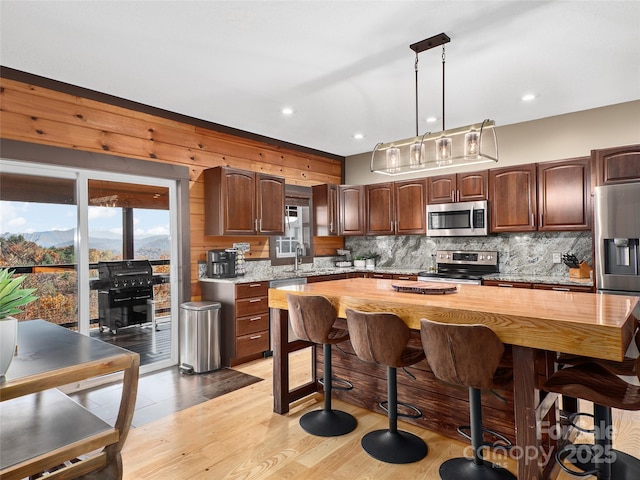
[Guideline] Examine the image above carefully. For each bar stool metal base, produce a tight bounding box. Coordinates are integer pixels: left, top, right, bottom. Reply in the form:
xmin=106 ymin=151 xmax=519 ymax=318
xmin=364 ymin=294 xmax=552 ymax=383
xmin=439 ymin=458 xmax=516 ymax=480
xmin=299 ymin=409 xmax=357 ymax=437
xmin=361 ymin=429 xmax=427 ymax=464
xmin=557 ymin=444 xmax=640 ymax=479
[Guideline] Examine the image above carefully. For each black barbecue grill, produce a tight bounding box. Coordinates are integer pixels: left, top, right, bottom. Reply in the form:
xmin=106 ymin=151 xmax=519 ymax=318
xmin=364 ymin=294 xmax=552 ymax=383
xmin=97 ymin=260 xmax=155 ymax=334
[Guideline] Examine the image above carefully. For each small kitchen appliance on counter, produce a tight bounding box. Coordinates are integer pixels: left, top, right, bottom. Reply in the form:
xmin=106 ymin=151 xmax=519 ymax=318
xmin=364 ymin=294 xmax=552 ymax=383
xmin=207 ymin=249 xmax=237 ymax=279
xmin=417 ymin=250 xmax=498 ymax=285
xmin=335 ymin=249 xmax=352 ymax=268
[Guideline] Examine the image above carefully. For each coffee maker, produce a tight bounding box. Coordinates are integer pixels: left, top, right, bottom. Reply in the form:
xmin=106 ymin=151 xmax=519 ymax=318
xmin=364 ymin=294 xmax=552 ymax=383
xmin=207 ymin=249 xmax=237 ymax=278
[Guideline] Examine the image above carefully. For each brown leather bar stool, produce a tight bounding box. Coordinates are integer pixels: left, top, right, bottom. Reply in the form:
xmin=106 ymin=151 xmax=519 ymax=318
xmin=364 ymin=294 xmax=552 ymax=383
xmin=345 ymin=308 xmax=428 ymax=464
xmin=286 ymin=293 xmax=357 ymax=437
xmin=543 ymin=358 xmax=640 ymax=479
xmin=420 ymin=319 xmax=516 ymax=480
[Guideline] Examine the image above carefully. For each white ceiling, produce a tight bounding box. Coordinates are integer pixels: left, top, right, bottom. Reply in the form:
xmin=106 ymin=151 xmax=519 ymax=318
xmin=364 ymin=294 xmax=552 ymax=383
xmin=1 ymin=1 xmax=639 ymax=158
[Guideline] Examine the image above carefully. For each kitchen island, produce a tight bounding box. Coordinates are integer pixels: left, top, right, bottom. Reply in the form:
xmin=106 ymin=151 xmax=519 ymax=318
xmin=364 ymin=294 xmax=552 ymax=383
xmin=269 ymin=278 xmax=638 ymax=480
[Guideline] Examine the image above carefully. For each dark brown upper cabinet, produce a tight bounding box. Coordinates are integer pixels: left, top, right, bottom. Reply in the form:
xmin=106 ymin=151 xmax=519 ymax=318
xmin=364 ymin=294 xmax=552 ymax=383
xmin=592 ymin=143 xmax=640 ymax=186
xmin=338 ymin=184 xmax=366 ymax=236
xmin=489 ymin=164 xmax=537 ymax=232
xmin=537 ymin=157 xmax=591 ymax=231
xmin=365 ymin=179 xmax=428 ymax=235
xmin=204 ymin=166 xmax=285 ymax=236
xmin=428 ymin=171 xmax=488 ymax=204
xmin=312 ymin=183 xmax=339 ymax=236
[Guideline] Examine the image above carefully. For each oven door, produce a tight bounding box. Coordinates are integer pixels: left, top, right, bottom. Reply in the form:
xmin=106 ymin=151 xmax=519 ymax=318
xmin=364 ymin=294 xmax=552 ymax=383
xmin=427 ymin=200 xmax=488 ymax=236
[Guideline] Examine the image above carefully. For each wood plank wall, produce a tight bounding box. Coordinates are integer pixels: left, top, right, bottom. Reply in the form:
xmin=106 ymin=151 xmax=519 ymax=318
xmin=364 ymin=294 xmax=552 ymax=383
xmin=0 ymin=77 xmax=345 ymax=299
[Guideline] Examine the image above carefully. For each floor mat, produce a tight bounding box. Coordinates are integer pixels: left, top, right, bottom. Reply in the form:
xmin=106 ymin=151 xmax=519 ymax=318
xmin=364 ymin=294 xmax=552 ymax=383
xmin=69 ymin=366 xmax=263 ymax=427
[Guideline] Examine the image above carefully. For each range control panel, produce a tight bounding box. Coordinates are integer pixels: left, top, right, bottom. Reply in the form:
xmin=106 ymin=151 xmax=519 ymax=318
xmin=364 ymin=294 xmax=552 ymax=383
xmin=435 ymin=250 xmax=498 ymax=266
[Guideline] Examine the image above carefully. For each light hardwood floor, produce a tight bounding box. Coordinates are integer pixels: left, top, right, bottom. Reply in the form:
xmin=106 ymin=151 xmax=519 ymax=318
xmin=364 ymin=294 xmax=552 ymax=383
xmin=121 ymin=349 xmax=639 ymax=480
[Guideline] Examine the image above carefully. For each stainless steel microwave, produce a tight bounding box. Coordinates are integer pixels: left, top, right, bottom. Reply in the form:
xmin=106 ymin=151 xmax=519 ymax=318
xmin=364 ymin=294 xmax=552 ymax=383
xmin=427 ymin=200 xmax=489 ymax=236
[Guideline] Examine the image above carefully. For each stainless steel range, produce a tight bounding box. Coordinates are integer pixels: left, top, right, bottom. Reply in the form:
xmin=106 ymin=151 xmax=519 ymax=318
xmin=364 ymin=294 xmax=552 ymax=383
xmin=418 ymin=250 xmax=498 ymax=285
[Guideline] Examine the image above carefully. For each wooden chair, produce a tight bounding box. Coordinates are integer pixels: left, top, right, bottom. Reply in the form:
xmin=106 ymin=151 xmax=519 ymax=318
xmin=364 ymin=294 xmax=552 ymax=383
xmin=286 ymin=293 xmax=357 ymax=437
xmin=345 ymin=308 xmax=427 ymax=464
xmin=420 ymin=319 xmax=516 ymax=480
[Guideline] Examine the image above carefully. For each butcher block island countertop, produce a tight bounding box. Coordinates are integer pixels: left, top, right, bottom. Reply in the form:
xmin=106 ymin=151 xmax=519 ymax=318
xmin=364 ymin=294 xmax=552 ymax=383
xmin=269 ymin=277 xmax=638 ymax=361
xmin=269 ymin=278 xmax=639 ymax=480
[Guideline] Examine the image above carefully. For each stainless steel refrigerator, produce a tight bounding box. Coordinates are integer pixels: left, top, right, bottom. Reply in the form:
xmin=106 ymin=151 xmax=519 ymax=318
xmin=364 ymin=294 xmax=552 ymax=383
xmin=594 ymin=182 xmax=640 ymax=296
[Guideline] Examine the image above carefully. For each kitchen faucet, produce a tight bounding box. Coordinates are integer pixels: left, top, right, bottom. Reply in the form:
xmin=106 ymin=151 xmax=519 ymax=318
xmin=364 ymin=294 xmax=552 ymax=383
xmin=294 ymin=244 xmax=303 ymax=272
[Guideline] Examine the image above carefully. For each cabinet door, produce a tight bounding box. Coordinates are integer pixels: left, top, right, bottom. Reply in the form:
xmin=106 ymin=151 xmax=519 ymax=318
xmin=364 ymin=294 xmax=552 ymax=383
xmin=366 ymin=182 xmax=395 ymax=235
xmin=312 ymin=184 xmax=338 ymax=236
xmin=538 ymin=157 xmax=591 ymax=231
xmin=457 ymin=171 xmax=488 ymax=202
xmin=593 ymin=143 xmax=640 ymax=186
xmin=256 ymin=174 xmax=285 ymax=235
xmin=338 ymin=185 xmax=366 ymax=236
xmin=394 ymin=178 xmax=427 ymax=234
xmin=489 ymin=165 xmax=537 ymax=232
xmin=427 ymin=174 xmax=456 ymax=204
xmin=205 ymin=167 xmax=256 ymax=235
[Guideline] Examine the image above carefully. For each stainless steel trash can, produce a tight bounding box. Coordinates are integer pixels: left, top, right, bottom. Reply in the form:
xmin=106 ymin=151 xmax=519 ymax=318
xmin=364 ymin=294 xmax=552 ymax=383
xmin=179 ymin=301 xmax=222 ymax=373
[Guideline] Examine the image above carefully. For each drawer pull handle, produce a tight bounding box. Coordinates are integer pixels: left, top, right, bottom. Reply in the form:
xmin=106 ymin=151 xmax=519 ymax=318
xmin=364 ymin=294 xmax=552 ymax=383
xmin=250 ymin=335 xmax=261 ymax=340
xmin=249 ymin=299 xmax=262 ymax=303
xmin=396 ymin=276 xmax=410 ymax=280
xmin=248 ymin=283 xmax=262 ymax=287
xmin=250 ymin=317 xmax=261 ymax=321
xmin=552 ymin=287 xmax=570 ymax=292
xmin=497 ymin=283 xmax=513 ymax=287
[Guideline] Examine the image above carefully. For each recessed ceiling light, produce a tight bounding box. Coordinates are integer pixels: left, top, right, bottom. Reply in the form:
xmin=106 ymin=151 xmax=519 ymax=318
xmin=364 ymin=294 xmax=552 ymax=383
xmin=353 ymin=133 xmax=364 ymax=140
xmin=281 ymin=107 xmax=294 ymax=115
xmin=426 ymin=116 xmax=437 ymax=123
xmin=521 ymin=94 xmax=536 ymax=102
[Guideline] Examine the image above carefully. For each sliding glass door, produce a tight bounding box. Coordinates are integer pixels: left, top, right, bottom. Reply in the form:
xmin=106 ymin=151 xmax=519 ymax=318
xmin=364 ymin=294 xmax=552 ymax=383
xmin=0 ymin=160 xmax=179 ymax=374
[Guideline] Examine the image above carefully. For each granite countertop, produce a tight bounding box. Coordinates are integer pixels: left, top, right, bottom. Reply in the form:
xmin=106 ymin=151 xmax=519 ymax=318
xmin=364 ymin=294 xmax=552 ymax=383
xmin=482 ymin=273 xmax=594 ymax=287
xmin=199 ymin=267 xmax=594 ymax=287
xmin=199 ymin=266 xmax=425 ymax=284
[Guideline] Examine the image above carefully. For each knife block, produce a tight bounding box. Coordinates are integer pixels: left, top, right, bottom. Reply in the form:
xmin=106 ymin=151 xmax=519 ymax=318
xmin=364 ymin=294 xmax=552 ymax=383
xmin=569 ymin=261 xmax=591 ymax=279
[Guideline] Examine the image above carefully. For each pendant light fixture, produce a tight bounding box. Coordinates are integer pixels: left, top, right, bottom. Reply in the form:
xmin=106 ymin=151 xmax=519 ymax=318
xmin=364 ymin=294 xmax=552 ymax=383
xmin=371 ymin=33 xmax=498 ymax=175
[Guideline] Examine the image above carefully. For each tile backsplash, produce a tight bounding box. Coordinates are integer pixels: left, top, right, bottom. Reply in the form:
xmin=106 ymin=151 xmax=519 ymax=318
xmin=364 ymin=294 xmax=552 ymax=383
xmin=345 ymin=231 xmax=592 ymax=275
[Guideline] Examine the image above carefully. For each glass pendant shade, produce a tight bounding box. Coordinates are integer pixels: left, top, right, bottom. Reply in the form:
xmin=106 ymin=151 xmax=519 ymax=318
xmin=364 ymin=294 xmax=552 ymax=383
xmin=465 ymin=130 xmax=480 ymax=156
xmin=435 ymin=136 xmax=452 ymax=162
xmin=409 ymin=141 xmax=424 ymax=168
xmin=386 ymin=147 xmax=400 ymax=173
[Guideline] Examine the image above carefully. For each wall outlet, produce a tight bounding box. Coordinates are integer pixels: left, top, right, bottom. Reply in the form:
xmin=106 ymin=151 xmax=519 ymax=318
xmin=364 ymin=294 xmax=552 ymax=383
xmin=552 ymin=252 xmax=562 ymax=264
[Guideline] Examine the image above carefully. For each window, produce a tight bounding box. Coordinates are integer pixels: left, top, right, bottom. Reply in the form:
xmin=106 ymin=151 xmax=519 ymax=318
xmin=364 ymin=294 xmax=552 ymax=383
xmin=270 ymin=186 xmax=313 ymax=266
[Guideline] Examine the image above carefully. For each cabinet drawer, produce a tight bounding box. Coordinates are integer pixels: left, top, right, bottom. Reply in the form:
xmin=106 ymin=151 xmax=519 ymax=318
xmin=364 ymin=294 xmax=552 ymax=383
xmin=367 ymin=272 xmax=393 ymax=279
xmin=236 ymin=330 xmax=269 ymax=358
xmin=533 ymin=283 xmax=594 ymax=293
xmin=236 ymin=295 xmax=268 ymax=317
xmin=483 ymin=280 xmax=532 ymax=288
xmin=393 ymin=274 xmax=418 ymax=281
xmin=236 ymin=281 xmax=268 ymax=299
xmin=236 ymin=312 xmax=269 ymax=336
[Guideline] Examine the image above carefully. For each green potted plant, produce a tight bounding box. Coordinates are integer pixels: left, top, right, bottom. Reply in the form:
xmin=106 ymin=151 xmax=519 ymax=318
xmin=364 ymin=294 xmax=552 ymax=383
xmin=353 ymin=255 xmax=367 ymax=268
xmin=0 ymin=268 xmax=38 ymax=377
xmin=363 ymin=251 xmax=380 ymax=270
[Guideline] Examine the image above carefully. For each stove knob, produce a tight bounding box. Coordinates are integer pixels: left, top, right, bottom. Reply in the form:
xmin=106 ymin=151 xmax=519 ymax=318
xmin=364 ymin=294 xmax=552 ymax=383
xmin=487 ymin=255 xmax=493 ymax=260
xmin=446 ymin=254 xmax=451 ymax=259
xmin=479 ymin=255 xmax=485 ymax=260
